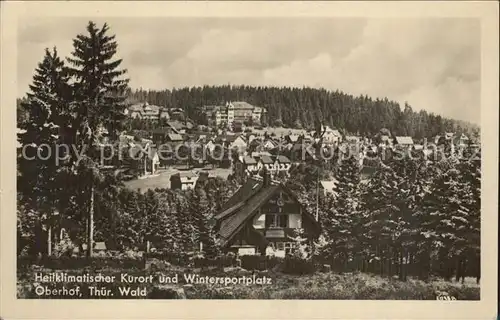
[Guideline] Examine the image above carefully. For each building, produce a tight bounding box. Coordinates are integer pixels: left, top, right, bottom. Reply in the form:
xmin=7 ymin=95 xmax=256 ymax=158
xmin=257 ymin=155 xmax=275 ymax=173
xmin=170 ymin=172 xmax=199 ymax=190
xmin=274 ymin=155 xmax=292 ymax=176
xmin=320 ymin=126 xmax=342 ymax=144
xmin=128 ymin=143 xmax=159 ymax=176
xmin=394 ymin=136 xmax=414 ymax=148
xmin=126 ymin=102 xmax=169 ymax=120
xmin=234 ymin=155 xmax=260 ymax=178
xmin=214 ymin=176 xmax=321 ymax=257
xmin=204 ymin=101 xmax=266 ymax=128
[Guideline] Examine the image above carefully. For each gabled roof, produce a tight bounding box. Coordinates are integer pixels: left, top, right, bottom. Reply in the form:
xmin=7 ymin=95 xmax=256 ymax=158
xmin=215 ymin=179 xmax=321 ymax=245
xmin=94 ymin=242 xmax=107 ymax=250
xmin=276 ymin=155 xmax=291 ymax=163
xmin=216 ymin=134 xmax=238 ymax=143
xmin=218 ymin=184 xmax=280 ymax=240
xmin=286 ymin=134 xmax=299 ymax=142
xmin=260 ymin=155 xmax=274 ymax=164
xmin=167 ymin=133 xmax=184 ymax=141
xmin=218 ymin=178 xmax=263 ymax=213
xmin=168 ymin=120 xmax=194 ymax=130
xmin=394 ymin=136 xmax=414 ymax=145
xmin=243 ymin=156 xmax=257 ymax=165
xmin=231 ymin=101 xmax=256 ymax=110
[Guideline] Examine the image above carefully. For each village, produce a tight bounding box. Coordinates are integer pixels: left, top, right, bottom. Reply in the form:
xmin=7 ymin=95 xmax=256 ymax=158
xmin=109 ymin=100 xmax=476 ymax=194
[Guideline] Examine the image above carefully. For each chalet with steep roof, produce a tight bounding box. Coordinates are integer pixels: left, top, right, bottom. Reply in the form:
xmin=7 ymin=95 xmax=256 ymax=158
xmin=214 ymin=176 xmax=321 ymax=257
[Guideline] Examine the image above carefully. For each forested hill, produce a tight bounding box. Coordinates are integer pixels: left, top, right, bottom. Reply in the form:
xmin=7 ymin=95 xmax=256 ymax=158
xmin=127 ymin=85 xmax=478 ymax=139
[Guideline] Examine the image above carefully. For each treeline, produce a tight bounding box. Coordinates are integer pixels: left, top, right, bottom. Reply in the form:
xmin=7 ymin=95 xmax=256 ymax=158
xmin=128 ymin=86 xmax=479 ymax=139
xmin=286 ymin=145 xmax=481 ymax=282
xmin=18 ymin=176 xmax=240 ymax=259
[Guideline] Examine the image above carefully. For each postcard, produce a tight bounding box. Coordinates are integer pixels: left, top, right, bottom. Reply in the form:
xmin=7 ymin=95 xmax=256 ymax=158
xmin=1 ymin=1 xmax=498 ymax=319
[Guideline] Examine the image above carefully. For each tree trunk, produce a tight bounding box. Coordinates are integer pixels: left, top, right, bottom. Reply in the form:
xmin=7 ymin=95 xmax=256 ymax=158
xmin=87 ymin=183 xmax=95 ymax=258
xmin=47 ymin=225 xmax=52 ymax=256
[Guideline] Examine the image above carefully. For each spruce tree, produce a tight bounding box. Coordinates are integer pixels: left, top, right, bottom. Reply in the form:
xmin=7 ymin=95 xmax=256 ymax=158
xmin=18 ymin=47 xmax=70 ymax=256
xmin=65 ymin=21 xmax=130 ymax=256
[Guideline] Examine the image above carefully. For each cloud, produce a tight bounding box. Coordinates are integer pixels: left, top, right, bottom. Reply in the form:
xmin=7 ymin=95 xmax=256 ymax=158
xmin=17 ymin=17 xmax=480 ymax=124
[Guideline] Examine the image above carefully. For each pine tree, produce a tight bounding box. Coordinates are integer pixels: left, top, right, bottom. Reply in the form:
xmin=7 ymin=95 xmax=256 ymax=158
xmin=65 ymin=21 xmax=130 ymax=256
xmin=18 ymin=47 xmax=70 ymax=256
xmin=321 ymin=151 xmax=361 ymax=271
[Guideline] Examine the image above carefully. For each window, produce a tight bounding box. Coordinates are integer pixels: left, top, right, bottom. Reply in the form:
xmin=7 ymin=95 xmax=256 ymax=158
xmin=265 ymin=214 xmax=288 ymax=228
xmin=284 ymin=242 xmax=296 ymax=255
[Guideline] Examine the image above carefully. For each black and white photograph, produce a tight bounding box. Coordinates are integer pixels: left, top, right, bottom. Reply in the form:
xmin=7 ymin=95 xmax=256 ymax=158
xmin=1 ymin=1 xmax=498 ymax=319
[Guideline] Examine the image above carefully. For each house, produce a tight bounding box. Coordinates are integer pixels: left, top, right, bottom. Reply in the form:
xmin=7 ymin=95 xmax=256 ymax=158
xmin=321 ymin=126 xmax=342 ymax=144
xmin=126 ymin=102 xmax=169 ymax=120
xmin=167 ymin=120 xmax=194 ymax=134
xmin=394 ymin=136 xmax=414 ymax=148
xmin=257 ymin=155 xmax=275 ymax=173
xmin=284 ymin=134 xmax=300 ymax=144
xmin=214 ymin=175 xmax=321 ymax=257
xmin=204 ymin=101 xmax=266 ymax=128
xmin=94 ymin=242 xmax=107 ymax=253
xmin=216 ymin=134 xmax=247 ymax=153
xmin=263 ymin=139 xmax=278 ymax=151
xmin=235 ymin=155 xmax=259 ymax=178
xmin=151 ymin=127 xmax=180 ymax=144
xmin=170 ymin=172 xmax=199 ymax=190
xmin=251 ymin=151 xmax=272 ymax=161
xmin=164 ymin=133 xmax=184 ymax=144
xmin=230 ymin=135 xmax=247 ymax=151
xmin=345 ymin=136 xmax=361 ymax=145
xmin=454 ymin=133 xmax=470 ymax=147
xmin=380 ymin=135 xmax=392 ymax=146
xmin=128 ymin=142 xmax=158 ymax=176
xmin=274 ymin=155 xmax=292 ymax=175
xmin=196 ymin=171 xmax=217 ymax=188
xmin=167 ymin=107 xmax=185 ymax=120
xmin=148 ymin=148 xmax=160 ymax=174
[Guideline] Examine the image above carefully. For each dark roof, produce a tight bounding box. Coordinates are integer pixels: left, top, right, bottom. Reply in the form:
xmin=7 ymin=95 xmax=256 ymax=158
xmin=216 ymin=181 xmax=321 ymax=245
xmin=218 ymin=184 xmax=280 ymax=240
xmin=151 ymin=128 xmax=174 ymax=134
xmin=260 ymin=155 xmax=274 ymax=164
xmin=219 ymin=178 xmax=263 ymax=212
xmin=276 ymin=155 xmax=291 ymax=163
xmin=243 ymin=156 xmax=257 ymax=165
xmin=168 ymin=120 xmax=194 ymax=130
xmin=216 ymin=134 xmax=238 ymax=143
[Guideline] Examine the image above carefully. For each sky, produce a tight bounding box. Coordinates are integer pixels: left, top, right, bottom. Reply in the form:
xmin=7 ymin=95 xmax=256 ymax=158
xmin=17 ymin=17 xmax=481 ymax=124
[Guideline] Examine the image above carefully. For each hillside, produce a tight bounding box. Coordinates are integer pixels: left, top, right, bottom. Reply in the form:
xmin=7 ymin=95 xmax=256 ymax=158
xmin=128 ymin=85 xmax=480 ymax=139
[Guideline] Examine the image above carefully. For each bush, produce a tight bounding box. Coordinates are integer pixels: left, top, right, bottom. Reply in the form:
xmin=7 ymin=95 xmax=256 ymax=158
xmin=282 ymin=256 xmax=315 ymax=275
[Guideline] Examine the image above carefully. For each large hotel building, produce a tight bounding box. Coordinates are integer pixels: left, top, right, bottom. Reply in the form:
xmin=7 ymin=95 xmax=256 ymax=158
xmin=203 ymin=101 xmax=266 ymax=128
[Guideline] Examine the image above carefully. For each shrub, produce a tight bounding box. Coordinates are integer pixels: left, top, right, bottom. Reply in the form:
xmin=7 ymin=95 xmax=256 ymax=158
xmin=282 ymin=256 xmax=315 ymax=275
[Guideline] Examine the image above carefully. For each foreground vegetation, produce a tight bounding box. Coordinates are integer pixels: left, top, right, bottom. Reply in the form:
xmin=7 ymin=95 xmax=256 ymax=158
xmin=17 ymin=260 xmax=479 ymax=300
